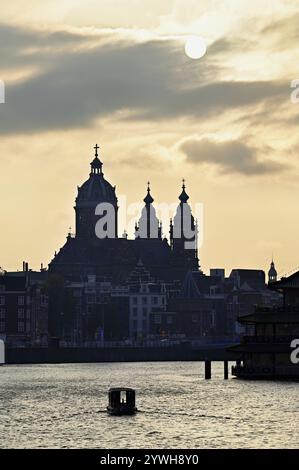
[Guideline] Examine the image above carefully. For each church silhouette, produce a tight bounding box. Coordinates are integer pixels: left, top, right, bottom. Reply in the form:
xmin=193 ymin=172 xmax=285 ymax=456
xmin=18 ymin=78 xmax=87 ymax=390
xmin=49 ymin=145 xmax=199 ymax=283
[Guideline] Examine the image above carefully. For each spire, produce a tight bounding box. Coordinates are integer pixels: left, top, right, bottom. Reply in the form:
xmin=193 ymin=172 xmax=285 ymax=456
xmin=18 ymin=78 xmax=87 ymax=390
xmin=268 ymin=258 xmax=277 ymax=284
xmin=179 ymin=178 xmax=189 ymax=203
xmin=90 ymin=143 xmax=103 ymax=175
xmin=143 ymin=181 xmax=154 ymax=205
xmin=135 ymin=182 xmax=159 ymax=239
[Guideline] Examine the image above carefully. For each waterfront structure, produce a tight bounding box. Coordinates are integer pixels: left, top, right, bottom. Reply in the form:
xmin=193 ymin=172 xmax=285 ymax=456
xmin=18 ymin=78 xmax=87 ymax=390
xmin=230 ymin=270 xmax=299 ymax=379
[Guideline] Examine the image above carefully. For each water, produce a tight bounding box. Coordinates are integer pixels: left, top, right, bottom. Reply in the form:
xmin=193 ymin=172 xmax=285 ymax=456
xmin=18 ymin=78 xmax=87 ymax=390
xmin=0 ymin=362 xmax=298 ymax=449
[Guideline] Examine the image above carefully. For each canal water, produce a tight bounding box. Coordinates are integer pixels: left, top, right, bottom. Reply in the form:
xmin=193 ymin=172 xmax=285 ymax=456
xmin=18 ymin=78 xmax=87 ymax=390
xmin=0 ymin=362 xmax=298 ymax=448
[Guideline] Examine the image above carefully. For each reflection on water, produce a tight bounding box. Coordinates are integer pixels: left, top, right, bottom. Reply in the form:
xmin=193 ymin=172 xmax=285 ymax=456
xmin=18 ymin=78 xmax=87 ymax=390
xmin=0 ymin=362 xmax=298 ymax=449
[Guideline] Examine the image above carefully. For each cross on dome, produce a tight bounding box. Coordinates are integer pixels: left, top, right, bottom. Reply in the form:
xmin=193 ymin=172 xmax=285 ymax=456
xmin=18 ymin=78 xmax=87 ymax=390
xmin=179 ymin=178 xmax=189 ymax=203
xmin=90 ymin=144 xmax=103 ymax=175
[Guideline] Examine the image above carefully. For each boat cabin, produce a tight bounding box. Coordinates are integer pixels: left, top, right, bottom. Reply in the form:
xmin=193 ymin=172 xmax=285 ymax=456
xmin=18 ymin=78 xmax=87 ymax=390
xmin=107 ymin=387 xmax=137 ymax=415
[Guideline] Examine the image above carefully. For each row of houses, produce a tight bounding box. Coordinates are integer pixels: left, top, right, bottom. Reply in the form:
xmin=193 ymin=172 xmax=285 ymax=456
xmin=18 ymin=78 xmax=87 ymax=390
xmin=0 ymin=260 xmax=281 ymax=347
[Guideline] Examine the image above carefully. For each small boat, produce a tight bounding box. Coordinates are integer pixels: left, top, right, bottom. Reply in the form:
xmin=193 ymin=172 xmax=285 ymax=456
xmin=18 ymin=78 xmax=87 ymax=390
xmin=107 ymin=387 xmax=137 ymax=416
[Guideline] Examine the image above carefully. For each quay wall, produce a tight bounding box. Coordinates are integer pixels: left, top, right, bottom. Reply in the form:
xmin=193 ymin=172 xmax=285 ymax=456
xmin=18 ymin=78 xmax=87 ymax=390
xmin=5 ymin=345 xmax=237 ymax=364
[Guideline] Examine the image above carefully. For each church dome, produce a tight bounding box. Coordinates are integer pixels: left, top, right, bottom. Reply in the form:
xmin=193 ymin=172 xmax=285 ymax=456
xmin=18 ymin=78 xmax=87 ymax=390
xmin=76 ymin=145 xmax=117 ymax=205
xmin=77 ymin=174 xmax=116 ymax=203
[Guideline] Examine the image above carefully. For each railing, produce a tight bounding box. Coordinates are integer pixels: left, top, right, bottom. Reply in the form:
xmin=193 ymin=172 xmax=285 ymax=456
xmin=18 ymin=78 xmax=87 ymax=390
xmin=232 ymin=365 xmax=299 ymax=376
xmin=59 ymin=337 xmax=240 ymax=349
xmin=59 ymin=339 xmax=188 ymax=349
xmin=254 ymin=305 xmax=299 ymax=313
xmin=243 ymin=335 xmax=294 ymax=344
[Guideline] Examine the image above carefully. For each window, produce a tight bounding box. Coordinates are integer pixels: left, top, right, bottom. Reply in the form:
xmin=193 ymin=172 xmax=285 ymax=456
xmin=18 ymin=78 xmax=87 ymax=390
xmin=18 ymin=322 xmax=24 ymax=333
xmin=142 ymin=297 xmax=147 ymax=305
xmin=133 ymin=320 xmax=138 ymax=329
xmin=152 ymin=296 xmax=158 ymax=305
xmin=0 ymin=321 xmax=5 ymax=332
xmin=132 ymin=308 xmax=138 ymax=317
xmin=132 ymin=297 xmax=137 ymax=305
xmin=142 ymin=308 xmax=147 ymax=317
xmin=142 ymin=320 xmax=147 ymax=330
xmin=154 ymin=314 xmax=161 ymax=324
xmin=167 ymin=316 xmax=173 ymax=324
xmin=18 ymin=296 xmax=25 ymax=306
xmin=87 ymin=295 xmax=95 ymax=304
xmin=0 ymin=296 xmax=5 ymax=306
xmin=18 ymin=308 xmax=25 ymax=319
xmin=0 ymin=308 xmax=5 ymax=319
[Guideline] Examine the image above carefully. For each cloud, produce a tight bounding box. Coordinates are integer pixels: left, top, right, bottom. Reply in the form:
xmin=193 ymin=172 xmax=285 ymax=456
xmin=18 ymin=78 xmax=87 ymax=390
xmin=0 ymin=23 xmax=289 ymax=135
xmin=179 ymin=137 xmax=289 ymax=175
xmin=261 ymin=13 xmax=299 ymax=49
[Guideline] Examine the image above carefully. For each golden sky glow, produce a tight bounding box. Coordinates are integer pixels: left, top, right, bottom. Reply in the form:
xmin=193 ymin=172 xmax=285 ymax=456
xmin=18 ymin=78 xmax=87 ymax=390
xmin=0 ymin=0 xmax=299 ymax=277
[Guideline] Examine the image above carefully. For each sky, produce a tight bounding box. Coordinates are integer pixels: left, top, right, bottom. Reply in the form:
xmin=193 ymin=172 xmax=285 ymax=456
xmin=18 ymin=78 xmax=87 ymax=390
xmin=0 ymin=0 xmax=299 ymax=277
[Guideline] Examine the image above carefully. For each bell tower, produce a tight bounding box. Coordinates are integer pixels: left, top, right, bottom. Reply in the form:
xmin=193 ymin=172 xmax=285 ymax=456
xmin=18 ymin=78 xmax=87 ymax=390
xmin=170 ymin=180 xmax=199 ymax=268
xmin=135 ymin=182 xmax=162 ymax=239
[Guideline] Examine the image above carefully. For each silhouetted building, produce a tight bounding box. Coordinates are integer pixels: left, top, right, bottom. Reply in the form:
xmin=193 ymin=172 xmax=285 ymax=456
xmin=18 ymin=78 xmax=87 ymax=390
xmin=0 ymin=268 xmax=48 ymax=347
xmin=49 ymin=146 xmax=199 ymax=286
xmin=47 ymin=146 xmax=200 ymax=342
xmin=230 ymin=270 xmax=299 ymax=379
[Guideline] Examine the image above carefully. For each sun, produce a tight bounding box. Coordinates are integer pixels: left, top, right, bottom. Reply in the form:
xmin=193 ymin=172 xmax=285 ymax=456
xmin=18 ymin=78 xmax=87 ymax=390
xmin=184 ymin=35 xmax=207 ymax=60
